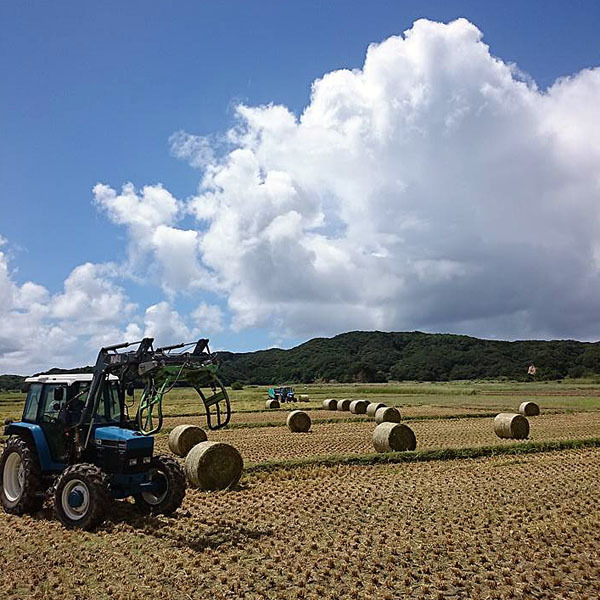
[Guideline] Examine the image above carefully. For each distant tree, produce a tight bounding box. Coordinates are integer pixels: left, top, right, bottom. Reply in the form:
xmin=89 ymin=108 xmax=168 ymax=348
xmin=568 ymin=365 xmax=585 ymax=379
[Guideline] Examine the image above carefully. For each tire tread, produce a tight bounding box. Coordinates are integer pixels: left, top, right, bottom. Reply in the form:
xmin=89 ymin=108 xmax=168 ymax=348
xmin=0 ymin=436 xmax=44 ymax=515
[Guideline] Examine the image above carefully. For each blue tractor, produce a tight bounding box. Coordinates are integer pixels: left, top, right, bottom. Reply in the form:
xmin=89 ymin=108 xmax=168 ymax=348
xmin=0 ymin=338 xmax=231 ymax=530
xmin=268 ymin=386 xmax=296 ymax=403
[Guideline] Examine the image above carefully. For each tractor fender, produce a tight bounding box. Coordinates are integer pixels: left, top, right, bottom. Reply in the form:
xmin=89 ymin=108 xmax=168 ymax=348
xmin=3 ymin=422 xmax=64 ymax=473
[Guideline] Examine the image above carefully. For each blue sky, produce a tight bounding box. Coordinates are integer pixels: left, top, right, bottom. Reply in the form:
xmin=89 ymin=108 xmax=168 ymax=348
xmin=1 ymin=2 xmax=600 ymax=373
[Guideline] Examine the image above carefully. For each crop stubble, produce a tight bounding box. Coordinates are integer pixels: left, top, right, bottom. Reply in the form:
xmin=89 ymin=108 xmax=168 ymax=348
xmin=155 ymin=412 xmax=600 ymax=464
xmin=0 ymin=448 xmax=598 ymax=599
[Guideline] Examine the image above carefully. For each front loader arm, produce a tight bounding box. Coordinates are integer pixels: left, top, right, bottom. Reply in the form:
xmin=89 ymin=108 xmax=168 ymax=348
xmin=77 ymin=338 xmax=155 ymax=455
xmin=75 ymin=337 xmax=231 ymax=453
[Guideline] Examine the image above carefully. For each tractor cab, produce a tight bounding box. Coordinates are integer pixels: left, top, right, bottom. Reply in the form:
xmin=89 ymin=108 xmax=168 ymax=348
xmin=20 ymin=374 xmax=123 ymax=465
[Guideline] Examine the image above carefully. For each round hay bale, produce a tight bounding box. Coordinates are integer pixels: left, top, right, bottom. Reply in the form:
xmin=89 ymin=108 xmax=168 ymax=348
xmin=349 ymin=399 xmax=368 ymax=414
xmin=372 ymin=422 xmax=417 ymax=452
xmin=299 ymin=394 xmax=309 ymax=402
xmin=374 ymin=406 xmax=401 ymax=424
xmin=494 ymin=413 xmax=530 ymax=439
xmin=519 ymin=401 xmax=540 ymax=416
xmin=287 ymin=410 xmax=311 ymax=433
xmin=366 ymin=402 xmax=386 ymax=418
xmin=265 ymin=398 xmax=280 ymax=409
xmin=168 ymin=424 xmax=207 ymax=457
xmin=184 ymin=441 xmax=244 ymax=490
xmin=337 ymin=398 xmax=351 ymax=411
xmin=322 ymin=398 xmax=337 ymax=410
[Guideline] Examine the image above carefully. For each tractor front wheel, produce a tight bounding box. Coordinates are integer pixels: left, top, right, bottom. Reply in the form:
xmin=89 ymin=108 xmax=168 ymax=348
xmin=0 ymin=436 xmax=44 ymax=515
xmin=134 ymin=455 xmax=186 ymax=515
xmin=53 ymin=464 xmax=110 ymax=530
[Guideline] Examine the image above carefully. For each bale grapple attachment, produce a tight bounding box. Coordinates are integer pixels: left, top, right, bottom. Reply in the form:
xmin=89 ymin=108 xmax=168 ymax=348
xmin=135 ymin=339 xmax=231 ymax=435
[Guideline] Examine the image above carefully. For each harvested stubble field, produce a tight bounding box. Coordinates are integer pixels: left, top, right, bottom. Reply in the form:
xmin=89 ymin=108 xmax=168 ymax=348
xmin=1 ymin=380 xmax=600 ymax=599
xmin=161 ymin=404 xmax=493 ymax=431
xmin=0 ymin=448 xmax=598 ymax=599
xmin=155 ymin=411 xmax=600 ymax=464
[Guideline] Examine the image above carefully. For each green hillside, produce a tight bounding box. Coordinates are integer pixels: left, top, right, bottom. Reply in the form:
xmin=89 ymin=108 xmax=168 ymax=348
xmin=0 ymin=375 xmax=27 ymax=391
xmin=217 ymin=330 xmax=600 ymax=384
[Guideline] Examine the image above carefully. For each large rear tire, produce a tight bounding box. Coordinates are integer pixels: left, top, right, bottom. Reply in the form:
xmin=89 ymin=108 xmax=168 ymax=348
xmin=0 ymin=436 xmax=44 ymax=515
xmin=133 ymin=455 xmax=186 ymax=516
xmin=53 ymin=463 xmax=110 ymax=530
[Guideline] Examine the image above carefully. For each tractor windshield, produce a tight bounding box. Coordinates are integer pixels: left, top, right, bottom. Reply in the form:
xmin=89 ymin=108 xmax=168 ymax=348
xmin=74 ymin=380 xmax=122 ymax=424
xmin=96 ymin=382 xmax=122 ymax=423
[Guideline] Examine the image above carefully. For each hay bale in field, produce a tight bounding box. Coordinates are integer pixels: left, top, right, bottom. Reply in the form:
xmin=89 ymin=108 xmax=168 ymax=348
xmin=184 ymin=441 xmax=244 ymax=491
xmin=266 ymin=398 xmax=280 ymax=409
xmin=168 ymin=424 xmax=207 ymax=457
xmin=337 ymin=398 xmax=351 ymax=411
xmin=494 ymin=413 xmax=530 ymax=439
xmin=322 ymin=398 xmax=337 ymax=410
xmin=519 ymin=401 xmax=540 ymax=416
xmin=372 ymin=422 xmax=417 ymax=452
xmin=366 ymin=402 xmax=386 ymax=418
xmin=374 ymin=406 xmax=401 ymax=424
xmin=349 ymin=399 xmax=369 ymax=414
xmin=299 ymin=394 xmax=309 ymax=402
xmin=287 ymin=410 xmax=311 ymax=433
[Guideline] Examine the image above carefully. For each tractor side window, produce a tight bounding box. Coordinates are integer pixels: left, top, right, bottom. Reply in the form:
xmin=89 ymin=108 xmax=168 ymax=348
xmin=40 ymin=385 xmax=67 ymax=423
xmin=23 ymin=383 xmax=42 ymax=422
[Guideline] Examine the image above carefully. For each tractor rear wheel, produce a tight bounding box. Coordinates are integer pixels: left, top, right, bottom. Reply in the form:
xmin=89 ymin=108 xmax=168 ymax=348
xmin=0 ymin=436 xmax=44 ymax=515
xmin=134 ymin=455 xmax=186 ymax=516
xmin=53 ymin=463 xmax=110 ymax=530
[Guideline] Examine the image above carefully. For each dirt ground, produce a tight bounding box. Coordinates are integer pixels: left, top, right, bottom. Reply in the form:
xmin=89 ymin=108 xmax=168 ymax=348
xmin=1 ymin=448 xmax=598 ymax=599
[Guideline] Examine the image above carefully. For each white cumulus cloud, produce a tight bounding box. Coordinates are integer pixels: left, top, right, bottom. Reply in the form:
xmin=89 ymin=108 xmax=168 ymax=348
xmin=88 ymin=18 xmax=600 ymax=341
xmin=173 ymin=18 xmax=600 ymax=340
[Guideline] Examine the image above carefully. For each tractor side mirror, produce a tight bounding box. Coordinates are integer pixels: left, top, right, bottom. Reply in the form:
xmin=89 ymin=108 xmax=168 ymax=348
xmin=54 ymin=387 xmax=64 ymax=401
xmin=126 ymin=383 xmax=135 ymax=397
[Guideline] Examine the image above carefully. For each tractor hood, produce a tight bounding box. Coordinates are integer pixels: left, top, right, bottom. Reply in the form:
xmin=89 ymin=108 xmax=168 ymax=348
xmin=93 ymin=426 xmax=154 ymax=452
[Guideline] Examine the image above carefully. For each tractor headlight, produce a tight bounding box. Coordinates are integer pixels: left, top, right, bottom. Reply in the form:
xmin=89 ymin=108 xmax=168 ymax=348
xmin=142 ymin=457 xmax=151 ymax=464
xmin=128 ymin=458 xmax=138 ymax=466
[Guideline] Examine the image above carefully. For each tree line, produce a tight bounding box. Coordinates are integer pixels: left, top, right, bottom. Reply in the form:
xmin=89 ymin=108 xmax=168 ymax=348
xmin=216 ymin=330 xmax=600 ymax=384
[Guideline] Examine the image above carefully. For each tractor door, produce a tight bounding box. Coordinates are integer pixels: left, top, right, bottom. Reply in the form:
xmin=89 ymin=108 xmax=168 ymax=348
xmin=22 ymin=383 xmax=42 ymax=422
xmin=38 ymin=384 xmax=68 ymax=463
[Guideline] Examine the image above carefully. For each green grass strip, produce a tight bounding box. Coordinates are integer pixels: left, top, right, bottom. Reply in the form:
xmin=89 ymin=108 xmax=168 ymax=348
xmin=245 ymin=437 xmax=600 ymax=473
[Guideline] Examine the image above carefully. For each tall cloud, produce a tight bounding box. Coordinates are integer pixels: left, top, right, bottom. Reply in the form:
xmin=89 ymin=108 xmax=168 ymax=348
xmin=177 ymin=18 xmax=600 ymax=339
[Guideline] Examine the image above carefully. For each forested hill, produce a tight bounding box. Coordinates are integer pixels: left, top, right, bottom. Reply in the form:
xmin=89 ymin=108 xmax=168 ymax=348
xmin=2 ymin=331 xmax=600 ymax=388
xmin=216 ymin=331 xmax=600 ymax=384
xmin=0 ymin=375 xmax=27 ymax=391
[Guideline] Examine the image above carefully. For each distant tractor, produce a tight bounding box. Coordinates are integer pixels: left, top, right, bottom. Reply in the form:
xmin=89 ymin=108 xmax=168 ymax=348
xmin=268 ymin=386 xmax=296 ymax=403
xmin=0 ymin=338 xmax=230 ymax=530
